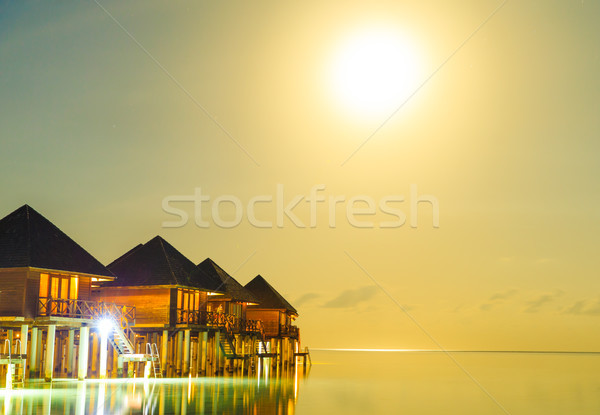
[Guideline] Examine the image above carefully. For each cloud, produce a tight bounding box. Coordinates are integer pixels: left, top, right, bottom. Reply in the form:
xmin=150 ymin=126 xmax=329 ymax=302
xmin=479 ymin=303 xmax=493 ymax=311
xmin=563 ymin=298 xmax=600 ymax=316
xmin=489 ymin=288 xmax=518 ymax=301
xmin=479 ymin=288 xmax=518 ymax=311
xmin=323 ymin=286 xmax=379 ymax=308
xmin=294 ymin=292 xmax=320 ymax=307
xmin=523 ymin=290 xmax=563 ymax=313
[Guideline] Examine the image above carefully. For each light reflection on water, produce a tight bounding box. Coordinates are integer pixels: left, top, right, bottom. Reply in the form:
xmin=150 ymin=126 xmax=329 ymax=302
xmin=3 ymin=351 xmax=600 ymax=414
xmin=0 ymin=367 xmax=305 ymax=415
xmin=297 ymin=350 xmax=600 ymax=414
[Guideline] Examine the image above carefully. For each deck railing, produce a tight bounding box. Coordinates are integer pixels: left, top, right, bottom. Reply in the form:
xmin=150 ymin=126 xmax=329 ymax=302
xmin=176 ymin=309 xmax=236 ymax=327
xmin=38 ymin=298 xmax=135 ymax=325
xmin=280 ymin=324 xmax=300 ymax=338
xmin=175 ymin=309 xmax=263 ymax=333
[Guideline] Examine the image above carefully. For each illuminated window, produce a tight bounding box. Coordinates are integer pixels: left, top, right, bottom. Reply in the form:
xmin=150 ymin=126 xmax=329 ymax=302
xmin=60 ymin=278 xmax=69 ymax=300
xmin=51 ymin=277 xmax=59 ymax=298
xmin=40 ymin=273 xmax=79 ymax=300
xmin=70 ymin=276 xmax=78 ymax=300
xmin=177 ymin=289 xmax=201 ymax=311
xmin=39 ymin=273 xmax=49 ymax=298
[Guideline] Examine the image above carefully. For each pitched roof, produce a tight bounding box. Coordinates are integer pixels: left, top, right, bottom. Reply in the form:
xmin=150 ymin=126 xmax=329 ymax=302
xmin=195 ymin=258 xmax=258 ymax=303
xmin=244 ymin=275 xmax=298 ymax=315
xmin=107 ymin=236 xmax=221 ymax=291
xmin=0 ymin=204 xmax=114 ymax=277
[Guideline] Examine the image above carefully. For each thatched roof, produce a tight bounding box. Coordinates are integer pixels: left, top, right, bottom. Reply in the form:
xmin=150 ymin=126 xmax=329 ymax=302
xmin=244 ymin=275 xmax=298 ymax=315
xmin=0 ymin=204 xmax=113 ymax=278
xmin=195 ymin=258 xmax=258 ymax=303
xmin=107 ymin=236 xmax=222 ymax=291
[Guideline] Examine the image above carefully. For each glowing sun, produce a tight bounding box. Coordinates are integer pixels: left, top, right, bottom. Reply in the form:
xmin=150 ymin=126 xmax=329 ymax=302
xmin=330 ymin=27 xmax=421 ymax=119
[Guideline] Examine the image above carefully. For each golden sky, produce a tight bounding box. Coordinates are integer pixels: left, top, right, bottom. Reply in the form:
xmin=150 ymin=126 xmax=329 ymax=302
xmin=1 ymin=1 xmax=599 ymax=351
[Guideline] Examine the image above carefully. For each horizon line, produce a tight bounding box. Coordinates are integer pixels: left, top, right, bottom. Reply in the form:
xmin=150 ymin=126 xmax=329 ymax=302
xmin=311 ymin=348 xmax=600 ymax=354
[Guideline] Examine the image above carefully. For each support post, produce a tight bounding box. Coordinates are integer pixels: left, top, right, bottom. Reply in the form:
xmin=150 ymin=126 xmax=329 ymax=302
xmin=161 ymin=330 xmax=168 ymax=377
xmin=44 ymin=325 xmax=56 ymax=382
xmin=214 ymin=331 xmax=221 ymax=375
xmin=36 ymin=330 xmax=42 ymax=375
xmin=29 ymin=327 xmax=38 ymax=378
xmin=78 ymin=327 xmax=89 ymax=381
xmin=99 ymin=329 xmax=108 ymax=379
xmin=20 ymin=324 xmax=29 ymax=376
xmin=201 ymin=331 xmax=208 ymax=375
xmin=176 ymin=331 xmax=183 ymax=375
xmin=67 ymin=329 xmax=75 ymax=377
xmin=183 ymin=329 xmax=191 ymax=376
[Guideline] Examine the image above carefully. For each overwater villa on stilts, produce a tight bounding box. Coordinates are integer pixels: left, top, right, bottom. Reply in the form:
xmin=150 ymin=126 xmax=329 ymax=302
xmin=0 ymin=205 xmax=308 ymax=389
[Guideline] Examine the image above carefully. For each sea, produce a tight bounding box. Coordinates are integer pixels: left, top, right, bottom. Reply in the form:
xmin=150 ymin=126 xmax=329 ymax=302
xmin=1 ymin=349 xmax=599 ymax=414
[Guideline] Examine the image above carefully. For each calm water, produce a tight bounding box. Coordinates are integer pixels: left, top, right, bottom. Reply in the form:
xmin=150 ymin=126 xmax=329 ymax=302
xmin=2 ymin=350 xmax=600 ymax=414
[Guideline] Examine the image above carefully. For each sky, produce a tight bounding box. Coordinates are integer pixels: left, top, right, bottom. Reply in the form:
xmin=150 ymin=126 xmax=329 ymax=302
xmin=1 ymin=0 xmax=599 ymax=351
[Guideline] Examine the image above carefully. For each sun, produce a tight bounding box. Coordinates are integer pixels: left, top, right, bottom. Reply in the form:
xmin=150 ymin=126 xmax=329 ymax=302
xmin=330 ymin=27 xmax=421 ymax=119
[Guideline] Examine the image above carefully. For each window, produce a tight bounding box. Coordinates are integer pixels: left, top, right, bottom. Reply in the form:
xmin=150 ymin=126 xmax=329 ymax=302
xmin=177 ymin=289 xmax=201 ymax=311
xmin=39 ymin=274 xmax=49 ymax=299
xmin=70 ymin=277 xmax=78 ymax=300
xmin=39 ymin=273 xmax=79 ymax=300
xmin=51 ymin=277 xmax=59 ymax=298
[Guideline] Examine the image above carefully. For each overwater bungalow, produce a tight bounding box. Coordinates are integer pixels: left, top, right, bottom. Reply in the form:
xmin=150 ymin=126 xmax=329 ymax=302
xmin=93 ymin=236 xmax=241 ymax=376
xmin=245 ymin=275 xmax=302 ymax=368
xmin=0 ymin=205 xmax=308 ymax=389
xmin=193 ymin=258 xmax=266 ymax=368
xmin=0 ymin=205 xmax=136 ymax=385
xmin=194 ymin=259 xmax=259 ymax=330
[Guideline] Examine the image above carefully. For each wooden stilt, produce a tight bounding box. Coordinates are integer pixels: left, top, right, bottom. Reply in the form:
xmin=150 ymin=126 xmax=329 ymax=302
xmin=183 ymin=329 xmax=191 ymax=376
xmin=36 ymin=328 xmax=42 ymax=376
xmin=161 ymin=330 xmax=168 ymax=377
xmin=29 ymin=327 xmax=38 ymax=378
xmin=78 ymin=327 xmax=89 ymax=380
xmin=19 ymin=324 xmax=29 ymax=378
xmin=214 ymin=331 xmax=221 ymax=375
xmin=66 ymin=329 xmax=75 ymax=377
xmin=201 ymin=331 xmax=208 ymax=375
xmin=90 ymin=332 xmax=99 ymax=377
xmin=176 ymin=331 xmax=183 ymax=375
xmin=44 ymin=325 xmax=56 ymax=382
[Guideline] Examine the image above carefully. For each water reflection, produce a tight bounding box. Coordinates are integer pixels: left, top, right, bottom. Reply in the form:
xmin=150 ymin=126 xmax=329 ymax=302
xmin=0 ymin=364 xmax=309 ymax=415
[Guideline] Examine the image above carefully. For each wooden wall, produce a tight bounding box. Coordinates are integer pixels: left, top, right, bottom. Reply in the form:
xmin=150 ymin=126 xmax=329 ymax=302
xmin=246 ymin=309 xmax=281 ymax=337
xmin=0 ymin=268 xmax=28 ymax=316
xmin=94 ymin=287 xmax=171 ymax=325
xmin=23 ymin=269 xmax=39 ymax=318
